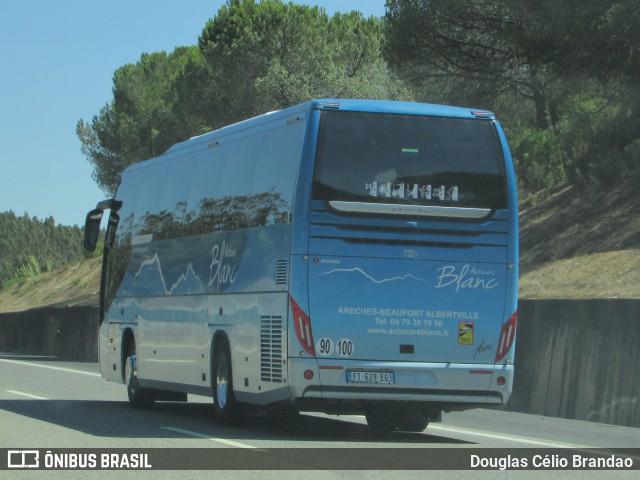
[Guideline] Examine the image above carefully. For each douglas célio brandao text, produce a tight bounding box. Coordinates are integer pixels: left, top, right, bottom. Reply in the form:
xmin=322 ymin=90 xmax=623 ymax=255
xmin=470 ymin=453 xmax=634 ymax=470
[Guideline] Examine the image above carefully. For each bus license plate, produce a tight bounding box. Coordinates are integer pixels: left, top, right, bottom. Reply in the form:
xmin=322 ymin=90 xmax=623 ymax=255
xmin=347 ymin=371 xmax=395 ymax=384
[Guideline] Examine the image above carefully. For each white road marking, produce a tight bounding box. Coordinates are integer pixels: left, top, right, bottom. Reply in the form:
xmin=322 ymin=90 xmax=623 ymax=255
xmin=5 ymin=390 xmax=48 ymax=400
xmin=0 ymin=358 xmax=101 ymax=377
xmin=162 ymin=426 xmax=260 ymax=450
xmin=0 ymin=359 xmax=613 ymax=451
xmin=428 ymin=424 xmax=592 ymax=448
xmin=323 ymin=414 xmax=593 ymax=448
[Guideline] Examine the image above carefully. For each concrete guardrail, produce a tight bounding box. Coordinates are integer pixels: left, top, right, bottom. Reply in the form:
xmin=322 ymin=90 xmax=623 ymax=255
xmin=0 ymin=299 xmax=638 ymax=427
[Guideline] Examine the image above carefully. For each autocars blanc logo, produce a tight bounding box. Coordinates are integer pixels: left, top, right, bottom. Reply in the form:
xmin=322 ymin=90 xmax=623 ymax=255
xmin=403 ymin=249 xmax=418 ymax=258
xmin=435 ymin=265 xmax=499 ymax=292
xmin=209 ymin=241 xmax=239 ymax=291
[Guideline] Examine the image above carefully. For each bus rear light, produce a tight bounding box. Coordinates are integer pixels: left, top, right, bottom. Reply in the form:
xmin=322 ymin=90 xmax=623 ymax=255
xmin=319 ymin=102 xmax=341 ymax=110
xmin=471 ymin=110 xmax=494 ymax=119
xmin=497 ymin=376 xmax=506 ymax=386
xmin=495 ymin=311 xmax=518 ymax=363
xmin=289 ymin=295 xmax=315 ymax=356
xmin=304 ymin=370 xmax=314 ymax=380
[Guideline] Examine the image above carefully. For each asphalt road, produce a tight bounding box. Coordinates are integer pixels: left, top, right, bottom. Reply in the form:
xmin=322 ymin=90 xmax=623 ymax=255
xmin=1 ymin=353 xmax=638 ymax=480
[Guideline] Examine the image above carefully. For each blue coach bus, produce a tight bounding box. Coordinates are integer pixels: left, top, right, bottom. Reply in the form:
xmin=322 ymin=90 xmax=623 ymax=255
xmin=84 ymin=99 xmax=518 ymax=432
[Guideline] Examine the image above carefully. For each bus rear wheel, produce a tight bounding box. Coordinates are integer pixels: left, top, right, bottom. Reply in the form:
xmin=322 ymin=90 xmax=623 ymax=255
xmin=364 ymin=403 xmax=429 ymax=432
xmin=212 ymin=340 xmax=242 ymax=425
xmin=124 ymin=343 xmax=154 ymax=408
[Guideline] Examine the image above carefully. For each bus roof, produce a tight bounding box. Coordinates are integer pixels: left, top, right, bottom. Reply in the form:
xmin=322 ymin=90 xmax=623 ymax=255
xmin=128 ymin=99 xmax=494 ymax=173
xmin=311 ymin=99 xmax=493 ymax=118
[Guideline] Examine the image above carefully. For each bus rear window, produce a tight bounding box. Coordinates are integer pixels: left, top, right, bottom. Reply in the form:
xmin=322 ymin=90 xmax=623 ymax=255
xmin=312 ymin=111 xmax=507 ymax=211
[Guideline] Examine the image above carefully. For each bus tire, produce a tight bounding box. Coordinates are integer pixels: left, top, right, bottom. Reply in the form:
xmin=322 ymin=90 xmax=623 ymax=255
xmin=364 ymin=404 xmax=429 ymax=433
xmin=124 ymin=343 xmax=154 ymax=408
xmin=364 ymin=404 xmax=399 ymax=432
xmin=212 ymin=340 xmax=242 ymax=425
xmin=396 ymin=414 xmax=429 ymax=432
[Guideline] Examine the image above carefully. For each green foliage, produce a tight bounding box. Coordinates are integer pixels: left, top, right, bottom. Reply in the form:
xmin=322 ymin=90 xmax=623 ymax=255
xmin=199 ymin=2 xmax=408 ymax=117
xmin=384 ymin=0 xmax=557 ymax=127
xmin=17 ymin=256 xmax=41 ymax=279
xmin=506 ymin=0 xmax=640 ymax=84
xmin=78 ymin=0 xmax=409 ymax=195
xmin=556 ymin=85 xmax=640 ymax=186
xmin=77 ymin=47 xmax=206 ymax=195
xmin=509 ymin=128 xmax=567 ymax=192
xmin=0 ymin=211 xmax=85 ymax=290
xmin=385 ymin=0 xmax=640 ymax=192
xmin=199 ymin=0 xmax=332 ymax=119
xmin=76 ymin=0 xmax=640 ymax=196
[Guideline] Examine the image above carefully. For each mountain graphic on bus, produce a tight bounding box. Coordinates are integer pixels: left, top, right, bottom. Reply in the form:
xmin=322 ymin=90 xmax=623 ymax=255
xmin=120 ymin=254 xmax=206 ymax=296
xmin=319 ymin=267 xmax=432 ymax=286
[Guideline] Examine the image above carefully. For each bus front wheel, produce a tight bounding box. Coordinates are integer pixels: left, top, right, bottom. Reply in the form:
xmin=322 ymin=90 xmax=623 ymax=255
xmin=212 ymin=340 xmax=242 ymax=425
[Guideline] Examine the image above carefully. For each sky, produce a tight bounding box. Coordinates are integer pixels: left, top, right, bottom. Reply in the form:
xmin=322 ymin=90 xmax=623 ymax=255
xmin=0 ymin=0 xmax=387 ymax=227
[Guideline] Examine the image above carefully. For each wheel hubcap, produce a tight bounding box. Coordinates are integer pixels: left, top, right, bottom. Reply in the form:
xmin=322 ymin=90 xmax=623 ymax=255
xmin=216 ymin=358 xmax=228 ymax=409
xmin=125 ymin=354 xmax=137 ymax=386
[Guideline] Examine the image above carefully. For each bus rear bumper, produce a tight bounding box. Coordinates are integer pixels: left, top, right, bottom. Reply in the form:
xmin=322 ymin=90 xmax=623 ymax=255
xmin=288 ymin=358 xmax=513 ymax=406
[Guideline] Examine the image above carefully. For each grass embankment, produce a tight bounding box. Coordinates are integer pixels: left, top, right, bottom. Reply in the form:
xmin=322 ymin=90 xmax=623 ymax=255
xmin=0 ymin=257 xmax=101 ymax=313
xmin=519 ymin=249 xmax=640 ymax=298
xmin=519 ymin=174 xmax=640 ymax=298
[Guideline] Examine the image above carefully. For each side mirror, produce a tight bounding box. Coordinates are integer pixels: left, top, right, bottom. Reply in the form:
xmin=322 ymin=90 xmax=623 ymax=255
xmin=84 ymin=208 xmax=104 ymax=252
